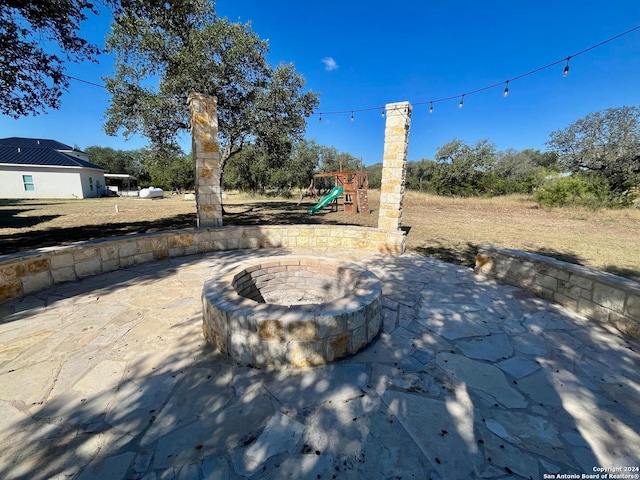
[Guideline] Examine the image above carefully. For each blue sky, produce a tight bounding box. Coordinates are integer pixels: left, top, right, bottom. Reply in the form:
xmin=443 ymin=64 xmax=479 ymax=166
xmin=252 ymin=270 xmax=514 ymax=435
xmin=2 ymin=1 xmax=640 ymax=165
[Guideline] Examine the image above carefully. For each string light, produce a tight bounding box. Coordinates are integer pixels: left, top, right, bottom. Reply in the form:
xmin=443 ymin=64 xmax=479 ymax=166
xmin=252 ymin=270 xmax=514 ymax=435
xmin=63 ymin=24 xmax=640 ymax=120
xmin=307 ymin=24 xmax=639 ymax=120
xmin=563 ymin=57 xmax=571 ymax=77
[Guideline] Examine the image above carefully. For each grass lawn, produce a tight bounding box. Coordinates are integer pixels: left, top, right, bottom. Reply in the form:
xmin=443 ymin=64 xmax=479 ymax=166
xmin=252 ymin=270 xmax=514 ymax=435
xmin=1 ymin=190 xmax=639 ymax=282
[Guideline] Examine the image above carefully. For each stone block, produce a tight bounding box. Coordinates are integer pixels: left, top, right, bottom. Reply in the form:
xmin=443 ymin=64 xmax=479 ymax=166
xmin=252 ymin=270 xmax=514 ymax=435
xmin=577 ymin=297 xmax=610 ymax=323
xmin=238 ymin=237 xmax=259 ymax=249
xmin=22 ymin=271 xmax=53 ymax=294
xmin=569 ymin=274 xmax=592 ymax=290
xmin=608 ymin=312 xmax=640 ymax=340
xmin=118 ymin=242 xmax=138 ymax=258
xmin=168 ymin=246 xmax=186 ymax=257
xmin=51 ymin=266 xmax=77 ymax=283
xmin=381 ymin=209 xmax=401 ymax=219
xmin=539 ymin=265 xmax=570 ymax=281
xmin=120 ymin=255 xmax=135 ymax=268
xmin=152 ymin=249 xmax=168 ymax=260
xmin=99 ymin=245 xmax=119 ymax=262
xmin=73 ymin=247 xmax=98 ymax=261
xmin=1 ymin=262 xmax=27 ymax=280
xmin=350 ymin=325 xmax=368 ymax=354
xmin=258 ymin=319 xmax=284 ymax=341
xmin=75 ymin=257 xmax=103 ymax=278
xmin=627 ymin=293 xmax=640 ymax=318
xmin=288 ymin=321 xmax=317 ymax=340
xmin=0 ymin=280 xmax=22 ymax=302
xmin=50 ymin=253 xmax=74 ymax=269
xmin=196 ymin=185 xmax=217 ymax=195
xmin=326 ymin=333 xmax=350 ymax=361
xmin=134 ymin=252 xmax=154 ymax=264
xmin=592 ymin=283 xmax=626 ymax=313
xmin=199 ymin=168 xmax=214 ymax=179
xmin=202 ymin=141 xmax=219 ymax=153
xmin=380 ymin=192 xmax=403 ymax=205
xmin=295 ymin=236 xmax=310 ymax=247
xmin=287 ymin=341 xmax=325 ymax=368
xmin=102 ymin=259 xmax=120 ymax=272
xmin=475 ymin=254 xmax=494 ymax=275
xmin=229 ymin=332 xmax=254 ymax=365
xmin=531 ymin=285 xmax=554 ymax=300
xmin=26 ymin=258 xmax=50 ymax=273
xmin=136 ymin=236 xmax=168 ymax=254
xmin=316 ymin=237 xmax=330 ymax=248
xmin=253 ymin=341 xmax=287 ymax=367
xmin=168 ymin=233 xmax=195 ymax=248
xmin=534 ymin=273 xmax=558 ymax=291
xmin=339 ymin=237 xmax=355 ymax=248
xmin=384 ymin=126 xmax=409 ymax=138
xmin=378 ymin=217 xmax=399 ymax=231
xmin=346 ymin=309 xmax=366 ymax=330
xmin=367 ymin=312 xmax=382 ymax=342
xmin=198 ymin=203 xmax=214 ymax=212
xmin=552 ymin=292 xmax=578 ymax=311
xmin=383 ymin=113 xmax=408 ymax=128
xmin=556 ymin=280 xmax=583 ymax=300
xmin=493 ymin=257 xmax=513 ymax=278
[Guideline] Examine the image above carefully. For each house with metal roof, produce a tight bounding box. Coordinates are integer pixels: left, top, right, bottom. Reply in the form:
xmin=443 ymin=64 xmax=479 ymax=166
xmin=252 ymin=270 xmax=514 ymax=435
xmin=0 ymin=137 xmax=107 ymax=199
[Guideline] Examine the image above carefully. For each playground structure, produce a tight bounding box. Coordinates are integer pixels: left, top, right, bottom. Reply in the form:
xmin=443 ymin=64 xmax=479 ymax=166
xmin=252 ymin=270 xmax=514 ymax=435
xmin=308 ymin=167 xmax=370 ymax=215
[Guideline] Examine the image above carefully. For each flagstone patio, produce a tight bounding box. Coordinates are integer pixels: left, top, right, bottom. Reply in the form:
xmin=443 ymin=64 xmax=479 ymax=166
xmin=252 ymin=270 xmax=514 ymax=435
xmin=1 ymin=249 xmax=639 ymax=479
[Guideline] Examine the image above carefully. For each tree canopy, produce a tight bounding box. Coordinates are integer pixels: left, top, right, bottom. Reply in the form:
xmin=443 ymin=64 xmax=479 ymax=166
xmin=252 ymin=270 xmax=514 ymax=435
xmin=547 ymin=106 xmax=640 ymax=193
xmin=103 ymin=0 xmax=319 ymax=187
xmin=0 ymin=0 xmax=110 ymax=117
xmin=84 ymin=145 xmax=146 ymax=178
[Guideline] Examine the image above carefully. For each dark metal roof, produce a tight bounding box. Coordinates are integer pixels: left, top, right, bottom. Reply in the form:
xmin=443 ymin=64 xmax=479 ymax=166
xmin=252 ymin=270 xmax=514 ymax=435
xmin=0 ymin=137 xmax=84 ymax=152
xmin=0 ymin=137 xmax=105 ymax=170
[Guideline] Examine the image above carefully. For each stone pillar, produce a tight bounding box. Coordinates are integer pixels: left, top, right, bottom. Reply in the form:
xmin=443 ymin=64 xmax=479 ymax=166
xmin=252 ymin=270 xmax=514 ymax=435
xmin=188 ymin=92 xmax=222 ymax=228
xmin=378 ymin=101 xmax=412 ymax=231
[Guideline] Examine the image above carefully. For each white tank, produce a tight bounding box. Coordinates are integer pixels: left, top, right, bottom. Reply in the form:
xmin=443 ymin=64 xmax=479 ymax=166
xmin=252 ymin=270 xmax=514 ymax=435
xmin=139 ymin=187 xmax=164 ymax=199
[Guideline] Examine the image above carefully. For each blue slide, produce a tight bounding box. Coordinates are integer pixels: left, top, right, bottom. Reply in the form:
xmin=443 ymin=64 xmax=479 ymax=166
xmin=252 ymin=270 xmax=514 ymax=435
xmin=307 ymin=186 xmax=343 ymax=215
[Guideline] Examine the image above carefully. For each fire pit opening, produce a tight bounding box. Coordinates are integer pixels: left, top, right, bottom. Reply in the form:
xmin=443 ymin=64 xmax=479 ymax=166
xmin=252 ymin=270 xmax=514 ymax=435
xmin=202 ymin=255 xmax=382 ymax=368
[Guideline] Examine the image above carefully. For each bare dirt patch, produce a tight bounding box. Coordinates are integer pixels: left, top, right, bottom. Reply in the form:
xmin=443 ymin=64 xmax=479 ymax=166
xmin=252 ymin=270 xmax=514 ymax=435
xmin=1 ymin=191 xmax=639 ymax=282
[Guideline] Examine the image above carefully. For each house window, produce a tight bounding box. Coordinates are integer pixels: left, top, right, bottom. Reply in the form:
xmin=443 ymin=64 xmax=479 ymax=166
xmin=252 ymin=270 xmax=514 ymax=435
xmin=89 ymin=177 xmax=93 ymax=191
xmin=22 ymin=175 xmax=35 ymax=191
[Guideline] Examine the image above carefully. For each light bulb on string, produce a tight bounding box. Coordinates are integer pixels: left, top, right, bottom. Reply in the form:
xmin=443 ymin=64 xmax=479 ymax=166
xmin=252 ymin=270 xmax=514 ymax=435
xmin=351 ymin=111 xmax=354 ymax=121
xmin=381 ymin=110 xmax=385 ymax=118
xmin=563 ymin=57 xmax=570 ymax=77
xmin=429 ymin=102 xmax=434 ymax=113
xmin=318 ymin=113 xmax=322 ymax=123
xmin=503 ymin=81 xmax=509 ymax=97
xmin=459 ymin=95 xmax=465 ymax=108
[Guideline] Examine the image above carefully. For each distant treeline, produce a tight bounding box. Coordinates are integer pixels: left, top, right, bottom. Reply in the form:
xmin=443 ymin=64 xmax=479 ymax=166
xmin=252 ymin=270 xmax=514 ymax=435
xmin=87 ymin=106 xmax=640 ymax=208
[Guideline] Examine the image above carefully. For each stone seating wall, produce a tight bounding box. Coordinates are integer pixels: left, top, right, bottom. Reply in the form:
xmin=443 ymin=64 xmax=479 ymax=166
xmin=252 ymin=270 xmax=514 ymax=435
xmin=0 ymin=225 xmax=405 ymax=303
xmin=475 ymin=245 xmax=640 ymax=340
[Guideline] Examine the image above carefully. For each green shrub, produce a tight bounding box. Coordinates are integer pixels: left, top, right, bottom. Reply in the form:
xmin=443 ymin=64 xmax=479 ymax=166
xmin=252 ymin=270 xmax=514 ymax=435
xmin=534 ymin=174 xmax=619 ymax=209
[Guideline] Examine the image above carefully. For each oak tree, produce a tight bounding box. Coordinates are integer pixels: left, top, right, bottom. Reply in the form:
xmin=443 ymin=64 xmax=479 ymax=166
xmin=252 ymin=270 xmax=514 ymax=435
xmin=103 ymin=0 xmax=319 ymax=191
xmin=0 ymin=0 xmax=110 ymax=117
xmin=547 ymin=106 xmax=640 ymax=193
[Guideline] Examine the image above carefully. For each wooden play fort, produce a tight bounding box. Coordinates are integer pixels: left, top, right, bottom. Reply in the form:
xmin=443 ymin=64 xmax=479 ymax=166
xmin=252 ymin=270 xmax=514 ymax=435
xmin=310 ymin=168 xmax=370 ymax=214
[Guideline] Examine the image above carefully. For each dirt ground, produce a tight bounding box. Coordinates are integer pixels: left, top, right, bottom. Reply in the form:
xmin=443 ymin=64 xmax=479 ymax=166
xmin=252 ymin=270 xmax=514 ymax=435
xmin=1 ymin=191 xmax=639 ymax=282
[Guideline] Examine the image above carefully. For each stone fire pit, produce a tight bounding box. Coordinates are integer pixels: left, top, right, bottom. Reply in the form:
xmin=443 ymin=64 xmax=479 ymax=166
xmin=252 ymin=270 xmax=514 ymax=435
xmin=202 ymin=255 xmax=382 ymax=368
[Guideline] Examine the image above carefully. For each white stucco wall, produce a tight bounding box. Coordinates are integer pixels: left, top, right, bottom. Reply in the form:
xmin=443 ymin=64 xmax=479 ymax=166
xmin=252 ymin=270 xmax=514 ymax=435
xmin=78 ymin=170 xmax=106 ymax=198
xmin=0 ymin=166 xmax=104 ymax=199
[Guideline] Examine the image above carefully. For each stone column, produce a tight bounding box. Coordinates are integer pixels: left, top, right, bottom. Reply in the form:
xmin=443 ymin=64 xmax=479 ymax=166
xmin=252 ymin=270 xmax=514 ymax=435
xmin=188 ymin=92 xmax=222 ymax=228
xmin=378 ymin=101 xmax=412 ymax=231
